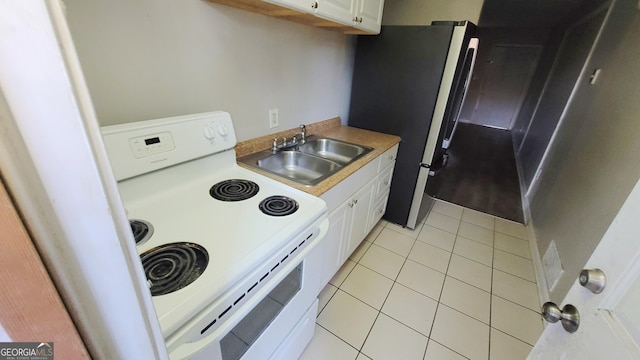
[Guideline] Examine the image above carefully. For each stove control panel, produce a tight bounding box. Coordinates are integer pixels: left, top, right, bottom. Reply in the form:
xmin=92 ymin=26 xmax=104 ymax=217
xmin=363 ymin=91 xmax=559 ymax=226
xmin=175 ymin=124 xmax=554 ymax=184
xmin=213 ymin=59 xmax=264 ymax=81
xmin=101 ymin=111 xmax=237 ymax=181
xmin=129 ymin=131 xmax=176 ymax=159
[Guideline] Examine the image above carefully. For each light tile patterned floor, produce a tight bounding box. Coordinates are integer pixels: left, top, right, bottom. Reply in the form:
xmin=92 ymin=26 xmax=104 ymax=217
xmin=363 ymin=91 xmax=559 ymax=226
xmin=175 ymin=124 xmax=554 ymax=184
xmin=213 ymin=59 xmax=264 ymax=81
xmin=300 ymin=199 xmax=543 ymax=360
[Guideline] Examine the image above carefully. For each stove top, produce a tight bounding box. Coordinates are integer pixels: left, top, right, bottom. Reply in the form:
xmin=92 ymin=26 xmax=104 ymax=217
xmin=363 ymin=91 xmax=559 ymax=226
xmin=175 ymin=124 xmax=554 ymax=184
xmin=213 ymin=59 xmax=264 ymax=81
xmin=141 ymin=242 xmax=209 ymax=296
xmin=102 ymin=112 xmax=327 ymax=338
xmin=209 ymin=179 xmax=259 ymax=202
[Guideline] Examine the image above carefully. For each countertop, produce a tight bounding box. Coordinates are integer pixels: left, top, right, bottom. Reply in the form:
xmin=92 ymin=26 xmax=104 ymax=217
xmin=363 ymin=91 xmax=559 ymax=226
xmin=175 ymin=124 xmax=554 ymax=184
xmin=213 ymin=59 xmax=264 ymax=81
xmin=235 ymin=118 xmax=401 ymax=197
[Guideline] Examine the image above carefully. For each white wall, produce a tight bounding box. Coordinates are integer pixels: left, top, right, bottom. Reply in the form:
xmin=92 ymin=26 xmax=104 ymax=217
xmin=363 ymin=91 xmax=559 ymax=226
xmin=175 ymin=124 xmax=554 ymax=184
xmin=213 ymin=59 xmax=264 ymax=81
xmin=64 ymin=0 xmax=355 ymax=141
xmin=382 ymin=0 xmax=484 ymax=25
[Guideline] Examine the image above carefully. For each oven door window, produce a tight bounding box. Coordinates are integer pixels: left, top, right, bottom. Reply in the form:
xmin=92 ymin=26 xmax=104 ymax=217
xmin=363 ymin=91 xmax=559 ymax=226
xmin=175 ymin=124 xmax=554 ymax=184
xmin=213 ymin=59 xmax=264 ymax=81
xmin=220 ymin=262 xmax=303 ymax=360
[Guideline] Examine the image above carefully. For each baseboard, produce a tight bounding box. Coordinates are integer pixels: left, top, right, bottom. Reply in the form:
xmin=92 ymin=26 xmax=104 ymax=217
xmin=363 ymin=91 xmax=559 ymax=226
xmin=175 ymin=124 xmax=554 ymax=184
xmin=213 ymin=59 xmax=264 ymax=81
xmin=522 ymin=194 xmax=550 ymax=309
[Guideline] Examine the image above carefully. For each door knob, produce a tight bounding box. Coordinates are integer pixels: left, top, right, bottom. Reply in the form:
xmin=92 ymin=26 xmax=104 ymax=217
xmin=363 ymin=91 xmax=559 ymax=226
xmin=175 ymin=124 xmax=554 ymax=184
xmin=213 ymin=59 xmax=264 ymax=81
xmin=579 ymin=268 xmax=606 ymax=294
xmin=541 ymin=302 xmax=580 ymax=333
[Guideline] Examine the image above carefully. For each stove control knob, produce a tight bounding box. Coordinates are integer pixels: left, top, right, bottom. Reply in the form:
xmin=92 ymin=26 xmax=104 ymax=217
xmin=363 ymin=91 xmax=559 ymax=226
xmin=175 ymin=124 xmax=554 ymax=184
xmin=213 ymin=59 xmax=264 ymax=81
xmin=217 ymin=123 xmax=229 ymax=137
xmin=204 ymin=125 xmax=216 ymax=140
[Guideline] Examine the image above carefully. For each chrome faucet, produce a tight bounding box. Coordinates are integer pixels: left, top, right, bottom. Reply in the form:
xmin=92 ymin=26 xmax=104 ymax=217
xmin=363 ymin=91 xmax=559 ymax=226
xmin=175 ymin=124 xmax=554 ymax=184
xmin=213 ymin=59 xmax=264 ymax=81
xmin=271 ymin=124 xmax=307 ymax=153
xmin=299 ymin=125 xmax=306 ymax=144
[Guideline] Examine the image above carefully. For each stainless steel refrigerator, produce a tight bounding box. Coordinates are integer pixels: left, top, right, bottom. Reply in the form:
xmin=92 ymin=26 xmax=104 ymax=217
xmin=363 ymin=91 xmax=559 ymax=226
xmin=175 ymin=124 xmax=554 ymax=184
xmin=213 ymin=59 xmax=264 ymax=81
xmin=348 ymin=21 xmax=479 ymax=229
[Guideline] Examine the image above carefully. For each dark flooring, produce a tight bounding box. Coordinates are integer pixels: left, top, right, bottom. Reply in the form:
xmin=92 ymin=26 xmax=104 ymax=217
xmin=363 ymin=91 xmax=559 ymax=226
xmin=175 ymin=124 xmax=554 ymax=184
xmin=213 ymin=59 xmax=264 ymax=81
xmin=426 ymin=122 xmax=524 ymax=223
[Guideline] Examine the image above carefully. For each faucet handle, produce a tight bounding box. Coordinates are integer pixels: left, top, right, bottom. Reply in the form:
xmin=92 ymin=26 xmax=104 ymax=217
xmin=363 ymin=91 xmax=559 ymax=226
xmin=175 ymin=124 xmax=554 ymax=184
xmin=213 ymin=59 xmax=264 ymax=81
xmin=272 ymin=138 xmax=278 ymax=152
xmin=300 ymin=124 xmax=306 ymax=142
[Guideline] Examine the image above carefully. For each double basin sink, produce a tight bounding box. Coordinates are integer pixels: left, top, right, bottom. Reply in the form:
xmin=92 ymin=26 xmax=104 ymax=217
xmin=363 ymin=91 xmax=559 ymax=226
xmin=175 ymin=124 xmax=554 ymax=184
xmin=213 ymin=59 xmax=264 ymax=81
xmin=239 ymin=136 xmax=373 ymax=186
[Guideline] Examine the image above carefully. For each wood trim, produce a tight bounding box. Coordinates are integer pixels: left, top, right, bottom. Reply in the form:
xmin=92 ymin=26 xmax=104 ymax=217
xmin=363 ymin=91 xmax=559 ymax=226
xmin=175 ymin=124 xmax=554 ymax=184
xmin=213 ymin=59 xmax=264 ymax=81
xmin=0 ymin=178 xmax=90 ymax=358
xmin=206 ymin=0 xmax=376 ymax=34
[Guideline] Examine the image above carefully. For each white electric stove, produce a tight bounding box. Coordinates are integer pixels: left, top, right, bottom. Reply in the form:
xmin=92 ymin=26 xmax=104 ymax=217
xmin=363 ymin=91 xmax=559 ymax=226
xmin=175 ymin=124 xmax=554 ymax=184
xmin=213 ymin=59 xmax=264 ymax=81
xmin=102 ymin=111 xmax=328 ymax=360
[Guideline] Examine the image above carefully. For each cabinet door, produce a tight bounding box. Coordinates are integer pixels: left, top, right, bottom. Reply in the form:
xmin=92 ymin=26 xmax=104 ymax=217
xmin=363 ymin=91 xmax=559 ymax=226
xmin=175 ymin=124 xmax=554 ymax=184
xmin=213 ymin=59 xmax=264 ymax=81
xmin=265 ymin=0 xmax=314 ymax=13
xmin=369 ymin=192 xmax=389 ymax=230
xmin=345 ymin=178 xmax=376 ymax=258
xmin=376 ymin=164 xmax=394 ymax=199
xmin=322 ymin=200 xmax=351 ymax=286
xmin=354 ymin=0 xmax=384 ymax=33
xmin=315 ymin=0 xmax=355 ymax=25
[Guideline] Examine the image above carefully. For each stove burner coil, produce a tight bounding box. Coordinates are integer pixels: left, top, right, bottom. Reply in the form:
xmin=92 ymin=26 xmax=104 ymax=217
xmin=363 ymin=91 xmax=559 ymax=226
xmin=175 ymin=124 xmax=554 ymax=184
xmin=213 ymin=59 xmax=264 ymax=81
xmin=140 ymin=243 xmax=209 ymax=296
xmin=210 ymin=179 xmax=259 ymax=202
xmin=130 ymin=219 xmax=153 ymax=245
xmin=259 ymin=196 xmax=299 ymax=217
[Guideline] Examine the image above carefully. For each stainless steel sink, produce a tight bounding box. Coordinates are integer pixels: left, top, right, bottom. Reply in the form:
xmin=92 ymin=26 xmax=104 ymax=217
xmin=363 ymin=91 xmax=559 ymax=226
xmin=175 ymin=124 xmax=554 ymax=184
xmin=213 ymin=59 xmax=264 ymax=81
xmin=298 ymin=137 xmax=373 ymax=165
xmin=238 ymin=136 xmax=372 ymax=186
xmin=253 ymin=151 xmax=342 ymax=186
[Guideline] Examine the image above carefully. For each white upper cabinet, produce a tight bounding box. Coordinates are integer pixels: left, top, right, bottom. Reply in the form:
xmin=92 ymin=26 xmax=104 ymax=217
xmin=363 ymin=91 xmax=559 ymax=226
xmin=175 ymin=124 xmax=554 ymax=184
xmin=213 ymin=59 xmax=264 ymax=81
xmin=353 ymin=0 xmax=385 ymax=33
xmin=207 ymin=0 xmax=384 ymax=34
xmin=313 ymin=0 xmax=384 ymax=34
xmin=265 ymin=0 xmax=314 ymax=14
xmin=314 ymin=0 xmax=355 ymax=25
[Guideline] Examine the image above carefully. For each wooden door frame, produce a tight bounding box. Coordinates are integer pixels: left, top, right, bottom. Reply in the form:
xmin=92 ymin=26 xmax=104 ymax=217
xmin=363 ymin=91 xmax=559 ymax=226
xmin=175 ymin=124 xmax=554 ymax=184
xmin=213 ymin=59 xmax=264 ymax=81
xmin=0 ymin=2 xmax=167 ymax=358
xmin=0 ymin=177 xmax=90 ymax=358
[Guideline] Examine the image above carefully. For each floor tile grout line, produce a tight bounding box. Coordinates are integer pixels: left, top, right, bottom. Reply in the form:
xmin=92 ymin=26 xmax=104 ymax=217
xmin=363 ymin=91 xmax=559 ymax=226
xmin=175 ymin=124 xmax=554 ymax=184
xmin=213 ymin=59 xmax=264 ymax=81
xmin=325 ymin=288 xmax=384 ymax=353
xmin=420 ymin=209 xmax=463 ymax=357
xmin=316 ymin=284 xmax=338 ymax=317
xmin=488 ymin=223 xmax=496 ymax=360
xmin=493 ymin=228 xmax=529 ymax=241
xmin=316 ymin=224 xmax=388 ymax=359
xmin=314 ymin=322 xmax=363 ymax=355
xmin=494 ymin=246 xmax=535 ymax=261
xmin=426 ymin=338 xmax=472 ymax=360
xmin=491 ymin=292 xmax=544 ymax=317
xmin=350 ymin=230 xmax=422 ymax=357
xmin=493 ymin=267 xmax=538 ymax=285
xmin=455 ymin=233 xmax=495 ymax=248
xmin=309 ymin=207 xmax=537 ymax=359
xmin=490 ymin=324 xmax=540 ymax=348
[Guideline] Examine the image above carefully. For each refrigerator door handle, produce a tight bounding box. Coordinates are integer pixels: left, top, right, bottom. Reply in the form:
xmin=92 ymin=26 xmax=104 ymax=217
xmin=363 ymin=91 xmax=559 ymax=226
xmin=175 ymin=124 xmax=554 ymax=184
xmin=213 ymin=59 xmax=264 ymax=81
xmin=420 ymin=163 xmax=431 ymax=168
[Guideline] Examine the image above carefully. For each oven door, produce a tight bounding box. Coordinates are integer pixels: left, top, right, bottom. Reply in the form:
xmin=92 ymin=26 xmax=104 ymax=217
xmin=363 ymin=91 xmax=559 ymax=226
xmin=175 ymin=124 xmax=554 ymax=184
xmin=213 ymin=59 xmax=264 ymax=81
xmin=169 ymin=218 xmax=328 ymax=360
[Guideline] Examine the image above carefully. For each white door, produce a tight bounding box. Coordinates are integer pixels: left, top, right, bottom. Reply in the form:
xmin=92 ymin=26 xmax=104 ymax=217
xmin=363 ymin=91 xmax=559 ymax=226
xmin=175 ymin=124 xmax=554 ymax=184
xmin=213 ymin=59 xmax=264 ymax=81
xmin=529 ymin=177 xmax=640 ymax=359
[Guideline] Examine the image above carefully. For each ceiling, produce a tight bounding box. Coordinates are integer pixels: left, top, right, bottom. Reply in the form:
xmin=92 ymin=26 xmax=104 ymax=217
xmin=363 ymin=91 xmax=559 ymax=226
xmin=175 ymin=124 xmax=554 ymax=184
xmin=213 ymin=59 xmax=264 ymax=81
xmin=478 ymin=0 xmax=586 ymax=28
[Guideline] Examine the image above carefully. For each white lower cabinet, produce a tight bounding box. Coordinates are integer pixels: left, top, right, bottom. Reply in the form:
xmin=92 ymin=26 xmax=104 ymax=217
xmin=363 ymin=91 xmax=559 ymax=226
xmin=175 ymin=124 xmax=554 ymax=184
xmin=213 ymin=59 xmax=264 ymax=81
xmin=345 ymin=177 xmax=376 ymax=258
xmin=320 ymin=144 xmax=398 ymax=285
xmin=321 ymin=199 xmax=350 ymax=286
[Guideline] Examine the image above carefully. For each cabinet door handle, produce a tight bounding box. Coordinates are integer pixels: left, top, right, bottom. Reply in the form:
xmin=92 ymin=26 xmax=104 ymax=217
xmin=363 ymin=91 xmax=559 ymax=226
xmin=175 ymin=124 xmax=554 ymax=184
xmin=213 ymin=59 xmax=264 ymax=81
xmin=358 ymin=17 xmax=363 ymax=23
xmin=353 ymin=199 xmax=358 ymax=204
xmin=388 ymin=155 xmax=394 ymax=160
xmin=311 ymin=1 xmax=318 ymax=9
xmin=348 ymin=200 xmax=355 ymax=208
xmin=383 ymin=180 xmax=389 ymax=186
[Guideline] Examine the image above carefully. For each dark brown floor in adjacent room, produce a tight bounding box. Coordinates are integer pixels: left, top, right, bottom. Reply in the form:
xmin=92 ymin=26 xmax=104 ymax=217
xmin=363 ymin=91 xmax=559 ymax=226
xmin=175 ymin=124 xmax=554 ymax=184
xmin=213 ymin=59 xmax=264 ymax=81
xmin=426 ymin=122 xmax=524 ymax=223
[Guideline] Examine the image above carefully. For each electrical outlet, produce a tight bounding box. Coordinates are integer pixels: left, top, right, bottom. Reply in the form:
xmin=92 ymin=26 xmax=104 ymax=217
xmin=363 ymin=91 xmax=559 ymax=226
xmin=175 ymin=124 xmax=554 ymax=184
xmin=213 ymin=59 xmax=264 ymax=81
xmin=269 ymin=109 xmax=279 ymax=129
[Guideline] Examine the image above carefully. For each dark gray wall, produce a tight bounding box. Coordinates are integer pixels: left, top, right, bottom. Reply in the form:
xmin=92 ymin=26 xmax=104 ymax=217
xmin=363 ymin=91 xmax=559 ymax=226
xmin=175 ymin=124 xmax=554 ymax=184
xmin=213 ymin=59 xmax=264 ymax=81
xmin=511 ymin=32 xmax=564 ymax=151
xmin=516 ymin=6 xmax=608 ymax=191
xmin=529 ymin=0 xmax=640 ymax=301
xmin=459 ymin=27 xmax=550 ymax=126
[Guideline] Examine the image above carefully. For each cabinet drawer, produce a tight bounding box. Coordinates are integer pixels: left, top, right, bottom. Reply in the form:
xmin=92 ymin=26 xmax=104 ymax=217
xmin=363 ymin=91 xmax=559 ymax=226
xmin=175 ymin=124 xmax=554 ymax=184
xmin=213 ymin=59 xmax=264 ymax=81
xmin=376 ymin=165 xmax=394 ymax=198
xmin=369 ymin=192 xmax=388 ymax=229
xmin=378 ymin=144 xmax=398 ymax=172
